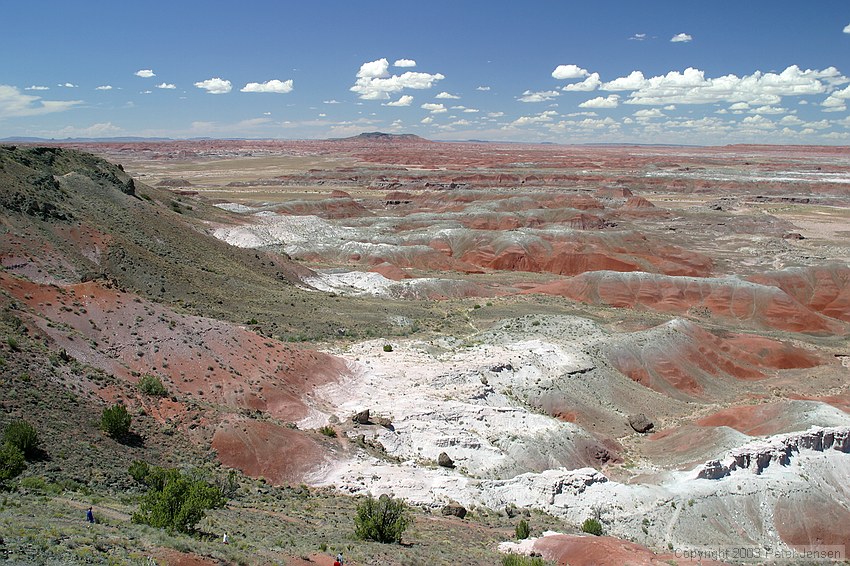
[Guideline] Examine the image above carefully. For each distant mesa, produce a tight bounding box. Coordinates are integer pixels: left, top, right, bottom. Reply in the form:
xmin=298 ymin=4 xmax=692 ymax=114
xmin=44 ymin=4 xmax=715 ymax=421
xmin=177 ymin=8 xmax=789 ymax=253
xmin=331 ymin=132 xmax=430 ymax=143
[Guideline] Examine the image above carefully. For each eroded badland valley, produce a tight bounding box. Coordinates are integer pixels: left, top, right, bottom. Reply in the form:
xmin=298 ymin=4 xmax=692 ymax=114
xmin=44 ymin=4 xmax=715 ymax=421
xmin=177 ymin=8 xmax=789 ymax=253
xmin=1 ymin=137 xmax=849 ymax=565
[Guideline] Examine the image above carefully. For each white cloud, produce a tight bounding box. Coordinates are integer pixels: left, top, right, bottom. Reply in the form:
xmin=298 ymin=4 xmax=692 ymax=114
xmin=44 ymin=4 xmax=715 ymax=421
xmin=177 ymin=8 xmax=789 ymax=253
xmin=729 ymin=102 xmax=750 ymax=110
xmin=241 ymin=79 xmax=294 ymax=93
xmin=663 ymin=105 xmax=676 ymax=110
xmin=562 ymin=73 xmax=601 ymax=92
xmin=323 ymin=99 xmax=340 ymax=104
xmin=48 ymin=122 xmax=122 ymax=138
xmin=579 ymin=94 xmax=620 ymax=108
xmin=350 ymin=58 xmax=445 ymax=100
xmin=25 ymin=85 xmax=49 ymax=91
xmin=135 ymin=69 xmax=155 ymax=78
xmin=821 ymin=84 xmax=850 ymax=111
xmin=386 ymin=94 xmax=414 ymax=107
xmin=421 ymin=116 xmax=434 ymax=124
xmin=59 ymin=83 xmax=78 ymax=88
xmin=671 ymin=33 xmax=693 ymax=43
xmin=476 ymin=86 xmax=491 ymax=91
xmin=511 ymin=110 xmax=558 ymax=126
xmin=606 ymin=65 xmax=841 ymax=106
xmin=95 ymin=85 xmax=113 ymax=90
xmin=779 ymin=115 xmax=803 ymax=125
xmin=462 ymin=108 xmax=479 ymax=113
xmin=518 ymin=89 xmax=560 ymax=103
xmin=0 ymin=85 xmax=82 ymax=118
xmin=552 ymin=64 xmax=589 ymax=80
xmin=156 ymin=82 xmax=176 ymax=89
xmin=487 ymin=111 xmax=504 ymax=117
xmin=436 ymin=91 xmax=460 ymax=99
xmin=633 ymin=108 xmax=664 ymax=118
xmin=140 ymin=90 xmax=152 ymax=95
xmin=844 ymin=23 xmax=850 ymax=33
xmin=421 ymin=103 xmax=447 ymax=113
xmin=629 ymin=33 xmax=647 ymax=41
xmin=751 ymin=105 xmax=786 ymax=115
xmin=194 ymin=77 xmax=232 ymax=94
xmin=394 ymin=59 xmax=416 ymax=68
xmin=602 ymin=71 xmax=647 ymax=91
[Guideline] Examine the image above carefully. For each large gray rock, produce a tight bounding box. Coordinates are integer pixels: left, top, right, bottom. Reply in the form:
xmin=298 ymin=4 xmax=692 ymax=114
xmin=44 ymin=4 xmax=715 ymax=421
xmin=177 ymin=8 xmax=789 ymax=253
xmin=628 ymin=413 xmax=654 ymax=433
xmin=352 ymin=409 xmax=371 ymax=424
xmin=437 ymin=452 xmax=455 ymax=468
xmin=441 ymin=503 xmax=467 ymax=518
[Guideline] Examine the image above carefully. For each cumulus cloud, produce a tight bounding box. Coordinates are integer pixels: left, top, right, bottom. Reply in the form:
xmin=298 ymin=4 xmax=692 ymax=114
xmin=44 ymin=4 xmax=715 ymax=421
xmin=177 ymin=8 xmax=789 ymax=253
xmin=751 ymin=105 xmax=786 ymax=115
xmin=821 ymin=84 xmax=850 ymax=111
xmin=562 ymin=73 xmax=601 ymax=92
xmin=511 ymin=110 xmax=558 ymax=126
xmin=350 ymin=58 xmax=445 ymax=100
xmin=579 ymin=94 xmax=620 ymax=108
xmin=194 ymin=77 xmax=232 ymax=94
xmin=135 ymin=69 xmax=155 ymax=78
xmin=156 ymin=82 xmax=176 ymax=89
xmin=552 ymin=64 xmax=589 ymax=80
xmin=436 ymin=91 xmax=460 ymax=99
xmin=462 ymin=108 xmax=479 ymax=113
xmin=386 ymin=94 xmax=413 ymax=107
xmin=844 ymin=23 xmax=850 ymax=33
xmin=421 ymin=116 xmax=434 ymax=124
xmin=394 ymin=59 xmax=416 ymax=67
xmin=421 ymin=102 xmax=447 ymax=113
xmin=59 ymin=83 xmax=78 ymax=88
xmin=601 ymin=65 xmax=843 ymax=106
xmin=671 ymin=33 xmax=693 ymax=43
xmin=323 ymin=99 xmax=340 ymax=104
xmin=476 ymin=86 xmax=491 ymax=91
xmin=629 ymin=33 xmax=647 ymax=41
xmin=0 ymin=85 xmax=82 ymax=118
xmin=633 ymin=108 xmax=664 ymax=118
xmin=25 ymin=85 xmax=49 ymax=91
xmin=241 ymin=79 xmax=294 ymax=93
xmin=518 ymin=89 xmax=560 ymax=103
xmin=95 ymin=85 xmax=113 ymax=90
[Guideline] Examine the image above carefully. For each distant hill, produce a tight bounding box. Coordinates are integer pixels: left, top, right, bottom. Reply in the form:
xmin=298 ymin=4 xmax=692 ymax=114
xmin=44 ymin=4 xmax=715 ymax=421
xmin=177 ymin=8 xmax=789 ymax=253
xmin=331 ymin=132 xmax=430 ymax=143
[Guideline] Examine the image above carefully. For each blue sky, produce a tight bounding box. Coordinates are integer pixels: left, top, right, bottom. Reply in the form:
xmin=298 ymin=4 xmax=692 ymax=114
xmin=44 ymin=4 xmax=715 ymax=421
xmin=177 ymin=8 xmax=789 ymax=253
xmin=2 ymin=0 xmax=849 ymax=144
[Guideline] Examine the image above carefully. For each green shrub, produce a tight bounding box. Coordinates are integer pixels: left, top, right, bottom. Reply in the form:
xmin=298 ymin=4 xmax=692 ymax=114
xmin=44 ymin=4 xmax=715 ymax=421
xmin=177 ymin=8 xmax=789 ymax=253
xmin=318 ymin=425 xmax=337 ymax=438
xmin=382 ymin=344 xmax=393 ymax=352
xmin=3 ymin=420 xmax=39 ymax=459
xmin=138 ymin=375 xmax=167 ymax=396
xmin=581 ymin=517 xmax=603 ymax=536
xmin=0 ymin=443 xmax=25 ymax=484
xmin=131 ymin=466 xmax=226 ymax=533
xmin=6 ymin=337 xmax=19 ymax=351
xmin=101 ymin=404 xmax=132 ymax=439
xmin=354 ymin=494 xmax=410 ymax=544
xmin=515 ymin=518 xmax=530 ymax=540
xmin=129 ymin=460 xmax=150 ymax=484
xmin=501 ymin=555 xmax=548 ymax=566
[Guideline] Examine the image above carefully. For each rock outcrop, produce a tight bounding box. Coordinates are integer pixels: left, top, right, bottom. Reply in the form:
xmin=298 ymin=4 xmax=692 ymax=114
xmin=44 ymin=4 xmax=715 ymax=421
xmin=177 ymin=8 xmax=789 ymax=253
xmin=696 ymin=426 xmax=850 ymax=479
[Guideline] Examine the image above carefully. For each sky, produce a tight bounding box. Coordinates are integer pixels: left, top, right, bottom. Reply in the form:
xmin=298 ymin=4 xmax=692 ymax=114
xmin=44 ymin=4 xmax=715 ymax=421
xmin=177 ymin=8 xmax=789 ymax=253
xmin=2 ymin=0 xmax=850 ymax=145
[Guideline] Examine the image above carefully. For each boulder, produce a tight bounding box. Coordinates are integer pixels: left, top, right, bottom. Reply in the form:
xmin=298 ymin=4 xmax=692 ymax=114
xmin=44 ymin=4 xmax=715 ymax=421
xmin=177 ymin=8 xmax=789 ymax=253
xmin=352 ymin=409 xmax=371 ymax=424
xmin=628 ymin=413 xmax=654 ymax=433
xmin=441 ymin=503 xmax=467 ymax=518
xmin=438 ymin=452 xmax=455 ymax=468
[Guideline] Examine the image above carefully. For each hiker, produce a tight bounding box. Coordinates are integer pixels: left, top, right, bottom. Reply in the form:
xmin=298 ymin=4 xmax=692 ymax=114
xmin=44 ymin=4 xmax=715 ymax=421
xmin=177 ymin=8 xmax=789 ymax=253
xmin=336 ymin=552 xmax=344 ymax=565
xmin=86 ymin=507 xmax=94 ymax=523
xmin=222 ymin=532 xmax=229 ymax=544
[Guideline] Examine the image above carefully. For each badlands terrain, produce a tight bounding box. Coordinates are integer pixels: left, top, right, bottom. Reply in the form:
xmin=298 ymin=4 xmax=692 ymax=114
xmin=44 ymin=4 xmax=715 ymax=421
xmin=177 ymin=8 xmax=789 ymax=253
xmin=0 ymin=137 xmax=849 ymax=565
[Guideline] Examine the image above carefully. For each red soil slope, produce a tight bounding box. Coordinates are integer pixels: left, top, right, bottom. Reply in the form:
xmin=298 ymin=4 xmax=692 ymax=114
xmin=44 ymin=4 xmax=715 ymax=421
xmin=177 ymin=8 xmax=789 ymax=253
xmin=530 ymin=271 xmax=846 ymax=335
xmin=530 ymin=534 xmax=729 ymax=566
xmin=748 ymin=265 xmax=850 ymax=323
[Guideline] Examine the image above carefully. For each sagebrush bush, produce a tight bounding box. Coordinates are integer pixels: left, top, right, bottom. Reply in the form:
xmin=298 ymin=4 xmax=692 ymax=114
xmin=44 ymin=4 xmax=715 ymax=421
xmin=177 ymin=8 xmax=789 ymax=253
xmin=501 ymin=555 xmax=548 ymax=566
xmin=129 ymin=460 xmax=150 ymax=483
xmin=3 ymin=420 xmax=39 ymax=459
xmin=354 ymin=494 xmax=410 ymax=543
xmin=131 ymin=466 xmax=226 ymax=533
xmin=581 ymin=517 xmax=603 ymax=536
xmin=138 ymin=374 xmax=167 ymax=396
xmin=515 ymin=518 xmax=530 ymax=540
xmin=101 ymin=404 xmax=132 ymax=438
xmin=383 ymin=344 xmax=393 ymax=352
xmin=0 ymin=443 xmax=26 ymax=484
xmin=318 ymin=425 xmax=337 ymax=438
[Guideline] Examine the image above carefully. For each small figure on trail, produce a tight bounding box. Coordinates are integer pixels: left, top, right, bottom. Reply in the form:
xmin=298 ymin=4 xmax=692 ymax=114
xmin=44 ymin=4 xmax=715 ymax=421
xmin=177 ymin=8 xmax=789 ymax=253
xmin=86 ymin=507 xmax=94 ymax=523
xmin=336 ymin=552 xmax=344 ymax=565
xmin=223 ymin=532 xmax=229 ymax=544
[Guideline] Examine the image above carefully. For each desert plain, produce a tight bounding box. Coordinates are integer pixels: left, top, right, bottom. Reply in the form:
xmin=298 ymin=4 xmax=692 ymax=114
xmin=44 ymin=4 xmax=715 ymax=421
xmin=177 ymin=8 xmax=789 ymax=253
xmin=1 ymin=136 xmax=849 ymax=565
